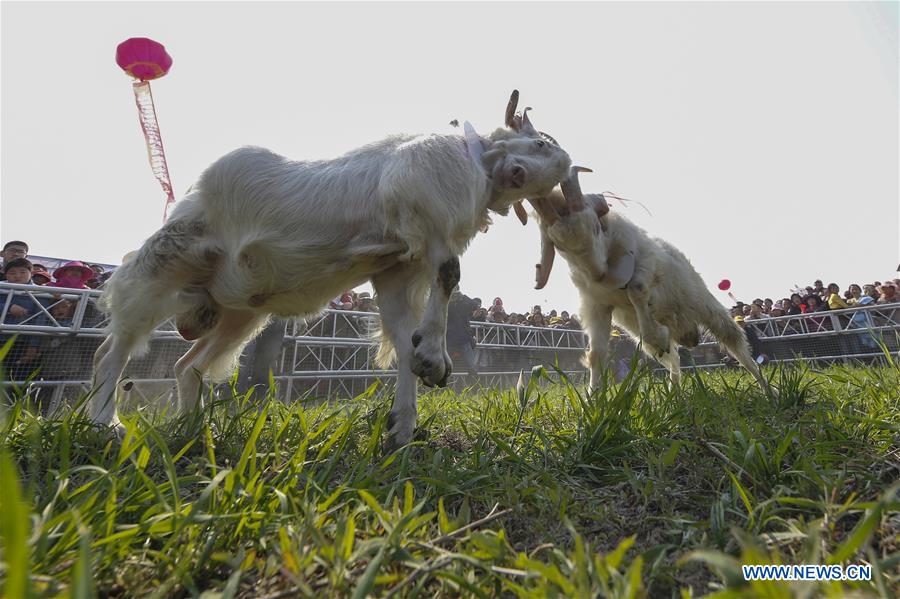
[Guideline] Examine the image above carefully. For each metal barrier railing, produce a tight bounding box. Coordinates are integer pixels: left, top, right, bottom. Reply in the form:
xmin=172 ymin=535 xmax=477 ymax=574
xmin=2 ymin=282 xmax=898 ymax=405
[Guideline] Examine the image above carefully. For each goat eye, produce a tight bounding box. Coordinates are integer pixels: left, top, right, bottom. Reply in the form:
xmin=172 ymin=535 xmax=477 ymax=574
xmin=535 ymin=140 xmax=545 ymax=148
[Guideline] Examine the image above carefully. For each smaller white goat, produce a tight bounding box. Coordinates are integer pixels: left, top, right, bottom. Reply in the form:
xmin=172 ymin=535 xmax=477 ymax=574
xmin=523 ymin=168 xmax=773 ymax=393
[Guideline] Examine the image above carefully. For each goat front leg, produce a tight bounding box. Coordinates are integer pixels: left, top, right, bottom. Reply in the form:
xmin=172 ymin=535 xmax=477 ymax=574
xmin=373 ymin=263 xmax=426 ymax=449
xmin=411 ymin=253 xmax=459 ymax=388
xmin=585 ymin=305 xmax=613 ymax=392
xmin=625 ymin=278 xmax=669 ymax=357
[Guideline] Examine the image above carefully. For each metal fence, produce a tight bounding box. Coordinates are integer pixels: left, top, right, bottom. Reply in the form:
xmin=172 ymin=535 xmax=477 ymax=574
xmin=2 ymin=282 xmax=898 ymax=407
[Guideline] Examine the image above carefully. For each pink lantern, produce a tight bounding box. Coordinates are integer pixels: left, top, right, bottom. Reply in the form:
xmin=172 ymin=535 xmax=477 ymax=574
xmin=718 ymin=279 xmax=731 ymax=291
xmin=115 ymin=37 xmax=175 ymax=221
xmin=116 ymin=38 xmax=172 ymax=81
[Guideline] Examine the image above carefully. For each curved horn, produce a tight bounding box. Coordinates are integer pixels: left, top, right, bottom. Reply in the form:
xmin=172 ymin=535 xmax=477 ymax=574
xmin=521 ymin=107 xmax=537 ymax=134
xmin=513 ymin=201 xmax=528 ymax=225
xmin=560 ymin=166 xmax=592 ymax=212
xmin=535 ymin=227 xmax=556 ymax=290
xmin=505 ymin=89 xmax=520 ymax=130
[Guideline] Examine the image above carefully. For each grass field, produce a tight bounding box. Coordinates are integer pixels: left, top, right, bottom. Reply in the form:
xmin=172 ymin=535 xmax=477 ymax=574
xmin=1 ymin=359 xmax=898 ymax=598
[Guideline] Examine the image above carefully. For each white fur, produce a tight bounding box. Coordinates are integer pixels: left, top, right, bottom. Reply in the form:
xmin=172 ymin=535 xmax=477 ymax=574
xmin=534 ymin=190 xmax=773 ymax=393
xmin=91 ymin=104 xmax=571 ymax=446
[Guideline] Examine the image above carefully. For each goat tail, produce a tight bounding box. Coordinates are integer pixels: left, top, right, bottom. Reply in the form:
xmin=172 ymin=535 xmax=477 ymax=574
xmin=374 ymin=333 xmax=396 ymax=370
xmin=372 ymin=269 xmax=430 ymax=369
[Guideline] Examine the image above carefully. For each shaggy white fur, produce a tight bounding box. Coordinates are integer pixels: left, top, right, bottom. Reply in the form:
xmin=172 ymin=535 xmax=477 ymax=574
xmin=91 ymin=92 xmax=572 ymax=447
xmin=525 ymin=168 xmax=774 ymax=394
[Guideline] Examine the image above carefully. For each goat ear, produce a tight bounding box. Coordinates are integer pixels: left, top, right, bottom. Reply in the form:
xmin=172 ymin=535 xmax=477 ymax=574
xmin=513 ymin=201 xmax=528 ymax=225
xmin=586 ymin=193 xmax=610 ymax=217
xmin=463 ymin=121 xmax=485 ymax=165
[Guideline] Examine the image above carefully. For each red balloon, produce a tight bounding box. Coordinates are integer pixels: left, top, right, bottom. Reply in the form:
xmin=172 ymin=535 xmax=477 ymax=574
xmin=116 ymin=38 xmax=172 ymax=81
xmin=718 ymin=279 xmax=731 ymax=291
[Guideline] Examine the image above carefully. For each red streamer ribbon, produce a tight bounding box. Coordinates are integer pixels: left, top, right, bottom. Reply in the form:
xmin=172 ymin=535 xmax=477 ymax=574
xmin=132 ymin=81 xmax=175 ymax=222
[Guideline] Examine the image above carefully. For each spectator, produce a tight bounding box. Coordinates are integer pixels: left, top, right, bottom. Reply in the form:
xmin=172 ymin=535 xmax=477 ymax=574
xmin=31 ymin=266 xmax=52 ymax=286
xmin=471 ymin=307 xmax=488 ymax=322
xmin=788 ymin=293 xmax=805 ymax=315
xmin=446 ymin=290 xmax=480 ymax=385
xmin=846 ymin=283 xmax=863 ymax=305
xmin=236 ymin=318 xmax=288 ymax=399
xmin=763 ymin=298 xmax=774 ymax=314
xmin=356 ymin=292 xmax=377 ymax=312
xmin=329 ymin=291 xmax=353 ymax=310
xmin=863 ymin=284 xmax=880 ymax=301
xmin=770 ymin=304 xmax=785 ymax=318
xmin=806 ymin=294 xmax=827 ymax=312
xmin=1 ymin=258 xmax=47 ymax=381
xmin=487 ymin=297 xmax=507 ymax=323
xmin=848 ymin=293 xmax=879 ymax=350
xmin=813 ymin=280 xmax=825 ymax=296
xmin=567 ymin=314 xmax=582 ymax=330
xmin=734 ymin=316 xmax=767 ymax=363
xmin=826 ymin=283 xmax=849 ymax=310
xmin=877 ymin=283 xmax=897 ymax=305
xmin=746 ymin=303 xmax=770 ymax=320
xmin=0 ymin=241 xmax=29 ymax=280
xmin=49 ymin=261 xmax=94 ymax=289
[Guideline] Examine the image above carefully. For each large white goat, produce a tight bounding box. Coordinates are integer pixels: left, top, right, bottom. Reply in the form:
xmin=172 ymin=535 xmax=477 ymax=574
xmin=523 ymin=168 xmax=773 ymax=393
xmin=91 ymin=91 xmax=573 ymax=447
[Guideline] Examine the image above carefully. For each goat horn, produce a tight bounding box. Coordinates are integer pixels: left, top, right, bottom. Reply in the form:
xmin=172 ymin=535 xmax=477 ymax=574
xmin=535 ymin=227 xmax=556 ymax=290
xmin=521 ymin=107 xmax=537 ymax=134
xmin=506 ymin=89 xmax=520 ymax=130
xmin=561 ymin=166 xmax=592 ymax=212
xmin=513 ymin=201 xmax=528 ymax=225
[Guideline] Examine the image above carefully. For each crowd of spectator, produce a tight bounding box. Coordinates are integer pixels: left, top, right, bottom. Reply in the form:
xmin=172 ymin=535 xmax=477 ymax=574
xmin=327 ymin=288 xmax=582 ymax=330
xmin=4 ymin=237 xmax=898 ymax=390
xmin=1 ymin=240 xmax=114 ymax=385
xmin=729 ymin=278 xmax=900 ymax=323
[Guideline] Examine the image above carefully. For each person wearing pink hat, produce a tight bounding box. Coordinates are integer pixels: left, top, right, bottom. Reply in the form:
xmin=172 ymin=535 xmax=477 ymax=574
xmin=49 ymin=261 xmax=95 ymax=289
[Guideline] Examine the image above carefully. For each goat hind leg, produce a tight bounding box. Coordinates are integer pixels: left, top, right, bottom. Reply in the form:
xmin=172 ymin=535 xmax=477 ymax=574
xmin=626 ymin=280 xmax=669 ymax=357
xmin=586 ymin=306 xmax=613 ymax=392
xmin=722 ymin=336 xmax=775 ymax=396
xmin=89 ymin=335 xmax=133 ymax=427
xmin=658 ymin=341 xmax=682 ymax=386
xmin=174 ymin=309 xmax=263 ymax=414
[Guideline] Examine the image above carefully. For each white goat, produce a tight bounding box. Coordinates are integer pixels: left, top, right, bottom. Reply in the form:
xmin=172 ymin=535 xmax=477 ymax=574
xmin=523 ymin=168 xmax=773 ymax=393
xmin=91 ymin=91 xmax=573 ymax=447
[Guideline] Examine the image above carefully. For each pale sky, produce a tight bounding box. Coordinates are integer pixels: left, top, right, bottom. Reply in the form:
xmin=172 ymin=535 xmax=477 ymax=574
xmin=2 ymin=1 xmax=898 ymax=314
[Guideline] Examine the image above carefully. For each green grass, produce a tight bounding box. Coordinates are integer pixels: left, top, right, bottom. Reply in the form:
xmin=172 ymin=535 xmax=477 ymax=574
xmin=1 ymin=361 xmax=898 ymax=598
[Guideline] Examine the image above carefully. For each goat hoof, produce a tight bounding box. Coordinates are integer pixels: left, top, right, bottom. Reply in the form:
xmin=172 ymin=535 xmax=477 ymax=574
xmin=385 ymin=416 xmax=415 ymax=452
